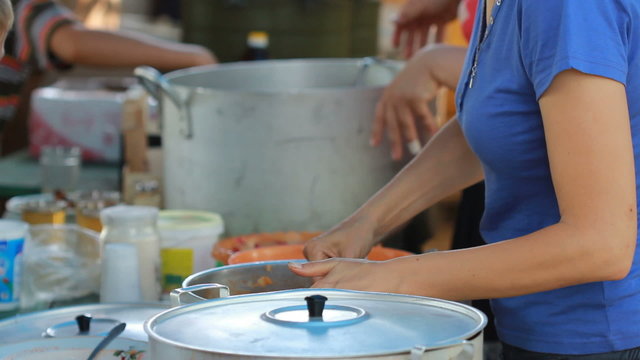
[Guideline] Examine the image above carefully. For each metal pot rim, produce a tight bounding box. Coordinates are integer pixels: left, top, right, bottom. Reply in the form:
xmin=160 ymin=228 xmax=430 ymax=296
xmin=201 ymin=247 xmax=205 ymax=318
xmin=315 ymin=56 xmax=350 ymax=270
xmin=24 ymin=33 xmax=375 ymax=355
xmin=164 ymin=58 xmax=404 ymax=96
xmin=181 ymin=260 xmax=304 ymax=288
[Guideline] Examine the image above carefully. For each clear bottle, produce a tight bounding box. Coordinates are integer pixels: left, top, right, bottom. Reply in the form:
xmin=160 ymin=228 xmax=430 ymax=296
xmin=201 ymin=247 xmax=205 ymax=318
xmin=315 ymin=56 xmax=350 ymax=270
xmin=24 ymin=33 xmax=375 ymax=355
xmin=99 ymin=205 xmax=161 ymax=302
xmin=242 ymin=31 xmax=270 ymax=61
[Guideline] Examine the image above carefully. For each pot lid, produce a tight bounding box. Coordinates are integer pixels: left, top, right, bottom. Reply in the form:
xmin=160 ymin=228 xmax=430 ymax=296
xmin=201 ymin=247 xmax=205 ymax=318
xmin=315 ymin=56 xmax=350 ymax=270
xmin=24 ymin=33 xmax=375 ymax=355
xmin=0 ymin=303 xmax=168 ymax=343
xmin=146 ymin=289 xmax=486 ymax=358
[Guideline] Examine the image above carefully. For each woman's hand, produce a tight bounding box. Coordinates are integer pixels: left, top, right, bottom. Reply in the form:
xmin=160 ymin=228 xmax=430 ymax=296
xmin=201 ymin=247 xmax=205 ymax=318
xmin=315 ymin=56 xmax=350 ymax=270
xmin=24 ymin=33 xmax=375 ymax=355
xmin=393 ymin=0 xmax=461 ymax=59
xmin=303 ymin=217 xmax=378 ymax=261
xmin=288 ymin=258 xmax=408 ymax=293
xmin=371 ymin=49 xmax=441 ymax=161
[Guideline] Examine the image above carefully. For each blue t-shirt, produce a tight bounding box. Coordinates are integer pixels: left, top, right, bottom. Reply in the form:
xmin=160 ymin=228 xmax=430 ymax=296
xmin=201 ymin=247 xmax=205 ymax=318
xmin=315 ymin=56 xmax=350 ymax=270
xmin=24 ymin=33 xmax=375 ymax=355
xmin=455 ymin=0 xmax=640 ymax=354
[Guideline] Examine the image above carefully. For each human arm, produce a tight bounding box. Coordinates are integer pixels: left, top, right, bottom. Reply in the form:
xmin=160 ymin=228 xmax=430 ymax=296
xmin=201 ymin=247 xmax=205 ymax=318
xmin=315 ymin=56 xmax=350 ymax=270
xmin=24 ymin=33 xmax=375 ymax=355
xmin=392 ymin=0 xmax=461 ymax=59
xmin=372 ymin=44 xmax=467 ymax=160
xmin=293 ymin=70 xmax=637 ymax=300
xmin=49 ymin=23 xmax=217 ymax=71
xmin=304 ymin=115 xmax=484 ymax=261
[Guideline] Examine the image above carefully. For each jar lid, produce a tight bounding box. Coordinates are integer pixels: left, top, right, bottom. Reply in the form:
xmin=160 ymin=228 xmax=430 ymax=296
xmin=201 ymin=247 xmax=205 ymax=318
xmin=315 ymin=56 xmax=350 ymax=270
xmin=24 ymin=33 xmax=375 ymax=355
xmin=145 ymin=289 xmax=486 ymax=358
xmin=100 ymin=205 xmax=158 ymax=225
xmin=0 ymin=220 xmax=29 ymax=240
xmin=158 ymin=210 xmax=224 ymax=233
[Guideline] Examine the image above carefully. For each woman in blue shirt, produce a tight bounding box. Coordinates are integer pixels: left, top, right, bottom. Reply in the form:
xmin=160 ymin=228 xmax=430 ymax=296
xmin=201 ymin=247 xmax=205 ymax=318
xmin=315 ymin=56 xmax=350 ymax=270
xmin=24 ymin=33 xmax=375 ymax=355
xmin=290 ymin=0 xmax=640 ymax=358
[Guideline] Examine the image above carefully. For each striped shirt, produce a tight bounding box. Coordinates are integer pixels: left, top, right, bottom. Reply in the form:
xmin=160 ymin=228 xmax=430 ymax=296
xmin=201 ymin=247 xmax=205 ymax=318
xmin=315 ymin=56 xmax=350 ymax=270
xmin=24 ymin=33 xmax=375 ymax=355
xmin=0 ymin=0 xmax=76 ymax=131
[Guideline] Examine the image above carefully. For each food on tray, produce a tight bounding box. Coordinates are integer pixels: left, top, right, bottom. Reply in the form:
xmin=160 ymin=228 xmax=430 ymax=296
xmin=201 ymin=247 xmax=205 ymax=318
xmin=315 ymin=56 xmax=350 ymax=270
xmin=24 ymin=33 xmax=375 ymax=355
xmin=212 ymin=231 xmax=321 ymax=265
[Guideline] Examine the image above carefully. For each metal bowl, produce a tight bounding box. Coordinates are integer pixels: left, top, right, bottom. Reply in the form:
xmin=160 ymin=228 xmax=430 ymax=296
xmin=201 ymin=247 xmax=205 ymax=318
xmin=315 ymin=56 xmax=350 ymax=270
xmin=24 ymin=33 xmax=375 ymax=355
xmin=182 ymin=260 xmax=313 ymax=299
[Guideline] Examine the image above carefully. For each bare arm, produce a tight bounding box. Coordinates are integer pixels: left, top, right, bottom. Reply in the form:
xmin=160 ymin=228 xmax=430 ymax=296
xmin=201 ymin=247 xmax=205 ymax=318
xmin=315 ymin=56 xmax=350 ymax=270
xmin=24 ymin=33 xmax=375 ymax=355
xmin=49 ymin=23 xmax=216 ymax=71
xmin=303 ymin=116 xmax=483 ymax=260
xmin=297 ymin=70 xmax=637 ymax=300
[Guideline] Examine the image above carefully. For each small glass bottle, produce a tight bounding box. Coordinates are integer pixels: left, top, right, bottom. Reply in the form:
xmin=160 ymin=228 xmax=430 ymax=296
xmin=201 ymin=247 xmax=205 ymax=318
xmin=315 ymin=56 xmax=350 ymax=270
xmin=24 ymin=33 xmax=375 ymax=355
xmin=242 ymin=31 xmax=269 ymax=61
xmin=99 ymin=205 xmax=161 ymax=302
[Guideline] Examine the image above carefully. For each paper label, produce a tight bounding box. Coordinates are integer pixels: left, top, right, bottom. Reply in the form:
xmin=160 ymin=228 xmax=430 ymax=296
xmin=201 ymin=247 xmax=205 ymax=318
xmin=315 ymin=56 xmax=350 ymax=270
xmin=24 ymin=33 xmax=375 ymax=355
xmin=0 ymin=238 xmax=24 ymax=305
xmin=161 ymin=248 xmax=194 ymax=293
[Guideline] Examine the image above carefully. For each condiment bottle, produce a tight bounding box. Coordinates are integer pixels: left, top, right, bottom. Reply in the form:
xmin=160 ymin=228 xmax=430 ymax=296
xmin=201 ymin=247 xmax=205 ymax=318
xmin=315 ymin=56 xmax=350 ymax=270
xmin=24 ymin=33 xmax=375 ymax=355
xmin=242 ymin=31 xmax=269 ymax=61
xmin=99 ymin=205 xmax=161 ymax=302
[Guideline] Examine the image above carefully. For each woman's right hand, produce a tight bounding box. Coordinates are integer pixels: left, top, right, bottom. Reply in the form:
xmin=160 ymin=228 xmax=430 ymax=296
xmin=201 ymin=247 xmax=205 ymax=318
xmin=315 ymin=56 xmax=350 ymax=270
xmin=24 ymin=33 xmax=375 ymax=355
xmin=371 ymin=49 xmax=442 ymax=161
xmin=303 ymin=217 xmax=378 ymax=261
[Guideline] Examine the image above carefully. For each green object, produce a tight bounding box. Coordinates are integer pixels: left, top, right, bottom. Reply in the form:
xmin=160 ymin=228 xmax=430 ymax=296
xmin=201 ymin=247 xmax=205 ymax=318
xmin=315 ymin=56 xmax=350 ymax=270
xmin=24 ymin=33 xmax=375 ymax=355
xmin=181 ymin=0 xmax=380 ymax=62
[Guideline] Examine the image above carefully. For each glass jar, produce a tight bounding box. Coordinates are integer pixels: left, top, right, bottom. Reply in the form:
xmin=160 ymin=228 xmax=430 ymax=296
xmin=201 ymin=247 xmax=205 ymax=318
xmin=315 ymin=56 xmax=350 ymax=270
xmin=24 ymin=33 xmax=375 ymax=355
xmin=99 ymin=205 xmax=161 ymax=302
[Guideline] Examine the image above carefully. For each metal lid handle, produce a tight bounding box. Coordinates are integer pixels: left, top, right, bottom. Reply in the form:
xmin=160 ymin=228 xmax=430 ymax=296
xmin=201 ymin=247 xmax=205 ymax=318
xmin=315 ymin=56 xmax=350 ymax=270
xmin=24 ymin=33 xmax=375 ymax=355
xmin=305 ymin=295 xmax=327 ymax=319
xmin=410 ymin=340 xmax=474 ymax=360
xmin=134 ymin=66 xmax=194 ymax=139
xmin=75 ymin=314 xmax=92 ymax=334
xmin=170 ymin=283 xmax=230 ymax=307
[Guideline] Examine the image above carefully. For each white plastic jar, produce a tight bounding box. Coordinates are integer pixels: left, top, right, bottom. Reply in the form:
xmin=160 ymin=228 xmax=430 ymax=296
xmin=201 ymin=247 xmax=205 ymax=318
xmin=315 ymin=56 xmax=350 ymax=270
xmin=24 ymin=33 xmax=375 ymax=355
xmin=99 ymin=205 xmax=160 ymax=302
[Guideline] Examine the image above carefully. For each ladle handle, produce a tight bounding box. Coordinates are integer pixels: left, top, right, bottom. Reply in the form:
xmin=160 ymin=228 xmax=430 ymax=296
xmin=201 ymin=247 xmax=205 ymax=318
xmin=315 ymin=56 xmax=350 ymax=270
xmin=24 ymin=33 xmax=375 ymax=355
xmin=86 ymin=322 xmax=126 ymax=360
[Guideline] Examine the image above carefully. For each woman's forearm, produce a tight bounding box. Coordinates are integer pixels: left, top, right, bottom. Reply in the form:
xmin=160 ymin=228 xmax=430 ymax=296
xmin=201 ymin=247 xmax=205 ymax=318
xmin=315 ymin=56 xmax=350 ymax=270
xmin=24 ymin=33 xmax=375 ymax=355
xmin=357 ymin=119 xmax=483 ymax=241
xmin=394 ymin=217 xmax=633 ymax=301
xmin=419 ymin=44 xmax=468 ymax=89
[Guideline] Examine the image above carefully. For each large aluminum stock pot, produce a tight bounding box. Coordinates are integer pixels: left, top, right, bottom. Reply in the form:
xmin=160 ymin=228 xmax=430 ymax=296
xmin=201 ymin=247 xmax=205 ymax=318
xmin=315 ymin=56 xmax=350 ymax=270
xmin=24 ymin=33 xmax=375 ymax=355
xmin=147 ymin=288 xmax=487 ymax=360
xmin=135 ymin=58 xmax=404 ymax=236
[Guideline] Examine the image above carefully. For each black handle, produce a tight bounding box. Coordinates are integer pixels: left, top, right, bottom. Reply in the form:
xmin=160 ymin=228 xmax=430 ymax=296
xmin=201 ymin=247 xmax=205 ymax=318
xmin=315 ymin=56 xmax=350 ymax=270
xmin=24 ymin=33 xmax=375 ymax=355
xmin=75 ymin=314 xmax=92 ymax=334
xmin=305 ymin=295 xmax=328 ymax=319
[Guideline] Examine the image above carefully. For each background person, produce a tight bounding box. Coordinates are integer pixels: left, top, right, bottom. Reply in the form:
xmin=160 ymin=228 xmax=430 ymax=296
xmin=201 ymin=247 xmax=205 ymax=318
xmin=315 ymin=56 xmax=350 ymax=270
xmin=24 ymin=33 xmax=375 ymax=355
xmin=0 ymin=0 xmax=216 ymax=149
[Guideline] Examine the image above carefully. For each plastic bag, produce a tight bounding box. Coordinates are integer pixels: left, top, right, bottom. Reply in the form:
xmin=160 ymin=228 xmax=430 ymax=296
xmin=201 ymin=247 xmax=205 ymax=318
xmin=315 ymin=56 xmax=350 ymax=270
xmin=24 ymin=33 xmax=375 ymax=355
xmin=21 ymin=225 xmax=101 ymax=310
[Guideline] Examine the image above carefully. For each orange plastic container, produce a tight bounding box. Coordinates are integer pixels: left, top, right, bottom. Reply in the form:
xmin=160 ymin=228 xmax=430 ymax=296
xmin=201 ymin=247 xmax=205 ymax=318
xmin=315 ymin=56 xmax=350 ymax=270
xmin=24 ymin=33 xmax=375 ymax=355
xmin=228 ymin=244 xmax=414 ymax=265
xmin=212 ymin=231 xmax=322 ymax=265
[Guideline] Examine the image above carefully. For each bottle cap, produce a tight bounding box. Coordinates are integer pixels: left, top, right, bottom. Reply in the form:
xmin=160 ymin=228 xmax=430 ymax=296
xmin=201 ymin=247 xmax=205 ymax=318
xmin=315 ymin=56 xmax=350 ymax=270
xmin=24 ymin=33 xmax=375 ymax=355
xmin=247 ymin=31 xmax=269 ymax=48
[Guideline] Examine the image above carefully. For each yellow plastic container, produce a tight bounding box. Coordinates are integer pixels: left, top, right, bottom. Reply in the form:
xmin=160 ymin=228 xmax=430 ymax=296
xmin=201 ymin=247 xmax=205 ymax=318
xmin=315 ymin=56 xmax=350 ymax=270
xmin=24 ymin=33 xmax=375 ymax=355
xmin=158 ymin=210 xmax=224 ymax=294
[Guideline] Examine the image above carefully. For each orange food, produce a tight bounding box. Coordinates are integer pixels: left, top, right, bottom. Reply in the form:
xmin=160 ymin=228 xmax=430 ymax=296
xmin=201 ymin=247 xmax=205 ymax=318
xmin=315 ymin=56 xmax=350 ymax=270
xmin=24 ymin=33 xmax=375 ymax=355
xmin=255 ymin=276 xmax=273 ymax=287
xmin=228 ymin=244 xmax=414 ymax=265
xmin=212 ymin=231 xmax=321 ymax=265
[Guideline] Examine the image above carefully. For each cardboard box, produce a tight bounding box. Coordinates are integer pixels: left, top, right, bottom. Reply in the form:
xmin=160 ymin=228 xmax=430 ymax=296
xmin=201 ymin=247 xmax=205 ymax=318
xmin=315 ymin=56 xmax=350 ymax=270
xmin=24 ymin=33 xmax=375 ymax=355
xmin=28 ymin=77 xmax=150 ymax=163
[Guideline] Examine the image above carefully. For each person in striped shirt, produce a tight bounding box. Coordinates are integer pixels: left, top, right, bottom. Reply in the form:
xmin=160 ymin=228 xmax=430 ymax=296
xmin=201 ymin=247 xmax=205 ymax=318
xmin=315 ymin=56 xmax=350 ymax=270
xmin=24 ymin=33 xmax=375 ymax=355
xmin=0 ymin=0 xmax=216 ymax=136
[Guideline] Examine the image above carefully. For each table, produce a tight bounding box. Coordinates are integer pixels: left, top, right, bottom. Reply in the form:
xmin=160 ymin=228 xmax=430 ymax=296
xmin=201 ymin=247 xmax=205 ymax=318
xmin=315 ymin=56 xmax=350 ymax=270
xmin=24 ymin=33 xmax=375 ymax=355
xmin=0 ymin=150 xmax=120 ymax=198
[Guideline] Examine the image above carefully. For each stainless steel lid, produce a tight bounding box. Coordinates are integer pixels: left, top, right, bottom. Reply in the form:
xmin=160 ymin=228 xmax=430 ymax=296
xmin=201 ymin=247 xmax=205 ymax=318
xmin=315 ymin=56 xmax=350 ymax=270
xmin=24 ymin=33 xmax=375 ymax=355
xmin=0 ymin=303 xmax=168 ymax=343
xmin=145 ymin=289 xmax=486 ymax=358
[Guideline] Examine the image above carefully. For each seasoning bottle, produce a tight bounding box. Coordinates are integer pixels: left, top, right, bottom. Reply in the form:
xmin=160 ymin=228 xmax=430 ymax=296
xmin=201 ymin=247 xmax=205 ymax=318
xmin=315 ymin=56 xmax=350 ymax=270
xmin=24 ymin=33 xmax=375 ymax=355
xmin=99 ymin=205 xmax=161 ymax=302
xmin=242 ymin=31 xmax=269 ymax=61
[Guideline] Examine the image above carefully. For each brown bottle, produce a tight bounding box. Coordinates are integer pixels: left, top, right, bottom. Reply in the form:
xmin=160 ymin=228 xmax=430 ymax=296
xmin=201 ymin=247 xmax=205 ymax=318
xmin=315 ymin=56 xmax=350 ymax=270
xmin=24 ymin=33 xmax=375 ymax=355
xmin=242 ymin=31 xmax=270 ymax=61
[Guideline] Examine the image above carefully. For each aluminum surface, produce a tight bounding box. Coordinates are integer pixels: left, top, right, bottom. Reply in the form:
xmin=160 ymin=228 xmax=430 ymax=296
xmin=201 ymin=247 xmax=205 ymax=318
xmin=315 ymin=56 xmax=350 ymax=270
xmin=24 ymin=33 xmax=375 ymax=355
xmin=0 ymin=303 xmax=168 ymax=343
xmin=145 ymin=289 xmax=486 ymax=359
xmin=137 ymin=59 xmax=405 ymax=236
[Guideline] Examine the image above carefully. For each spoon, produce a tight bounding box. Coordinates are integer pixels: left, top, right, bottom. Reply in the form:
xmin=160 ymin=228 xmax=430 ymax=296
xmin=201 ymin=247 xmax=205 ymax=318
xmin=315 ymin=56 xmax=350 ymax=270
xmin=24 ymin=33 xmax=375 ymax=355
xmin=86 ymin=322 xmax=126 ymax=360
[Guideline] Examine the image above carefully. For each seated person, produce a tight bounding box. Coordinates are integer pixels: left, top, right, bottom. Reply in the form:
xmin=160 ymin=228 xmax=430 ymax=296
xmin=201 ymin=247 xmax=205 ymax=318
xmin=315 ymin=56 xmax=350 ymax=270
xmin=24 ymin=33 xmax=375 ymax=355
xmin=0 ymin=0 xmax=216 ymax=136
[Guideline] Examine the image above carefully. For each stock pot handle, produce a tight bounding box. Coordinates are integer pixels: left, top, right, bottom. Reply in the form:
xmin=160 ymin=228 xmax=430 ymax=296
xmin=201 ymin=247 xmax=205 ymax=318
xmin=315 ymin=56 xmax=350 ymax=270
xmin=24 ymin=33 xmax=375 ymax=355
xmin=170 ymin=283 xmax=230 ymax=307
xmin=134 ymin=66 xmax=194 ymax=139
xmin=410 ymin=340 xmax=474 ymax=360
xmin=354 ymin=57 xmax=402 ymax=87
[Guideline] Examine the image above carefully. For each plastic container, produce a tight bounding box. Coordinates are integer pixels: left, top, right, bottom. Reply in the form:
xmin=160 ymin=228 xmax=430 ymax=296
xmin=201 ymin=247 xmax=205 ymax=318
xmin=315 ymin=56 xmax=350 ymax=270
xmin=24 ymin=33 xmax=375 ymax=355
xmin=21 ymin=224 xmax=100 ymax=311
xmin=228 ymin=244 xmax=414 ymax=265
xmin=21 ymin=200 xmax=67 ymax=225
xmin=158 ymin=210 xmax=224 ymax=293
xmin=100 ymin=205 xmax=161 ymax=302
xmin=0 ymin=220 xmax=28 ymax=311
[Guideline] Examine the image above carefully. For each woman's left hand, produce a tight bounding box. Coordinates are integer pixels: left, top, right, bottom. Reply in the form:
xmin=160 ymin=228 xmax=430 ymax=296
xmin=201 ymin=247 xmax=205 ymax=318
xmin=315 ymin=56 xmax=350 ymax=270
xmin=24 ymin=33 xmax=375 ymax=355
xmin=288 ymin=259 xmax=406 ymax=293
